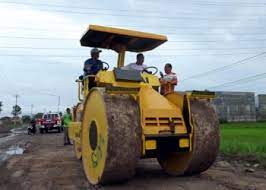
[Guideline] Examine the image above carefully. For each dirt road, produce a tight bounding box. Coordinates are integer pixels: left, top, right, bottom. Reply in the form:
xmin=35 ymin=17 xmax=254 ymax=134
xmin=0 ymin=132 xmax=266 ymax=190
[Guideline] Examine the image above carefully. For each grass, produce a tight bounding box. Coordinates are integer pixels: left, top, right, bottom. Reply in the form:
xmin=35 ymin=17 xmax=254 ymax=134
xmin=220 ymin=122 xmax=266 ymax=166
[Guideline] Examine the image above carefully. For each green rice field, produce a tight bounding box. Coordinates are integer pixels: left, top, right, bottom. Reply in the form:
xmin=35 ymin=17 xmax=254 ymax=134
xmin=220 ymin=122 xmax=266 ymax=165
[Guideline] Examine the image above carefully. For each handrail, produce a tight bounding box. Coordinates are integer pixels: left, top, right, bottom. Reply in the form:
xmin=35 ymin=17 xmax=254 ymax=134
xmin=76 ymin=75 xmax=96 ymax=102
xmin=77 ymin=81 xmax=83 ymax=102
xmin=83 ymin=75 xmax=96 ymax=80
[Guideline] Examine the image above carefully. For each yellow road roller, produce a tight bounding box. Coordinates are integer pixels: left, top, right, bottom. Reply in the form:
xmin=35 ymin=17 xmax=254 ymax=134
xmin=69 ymin=25 xmax=220 ymax=185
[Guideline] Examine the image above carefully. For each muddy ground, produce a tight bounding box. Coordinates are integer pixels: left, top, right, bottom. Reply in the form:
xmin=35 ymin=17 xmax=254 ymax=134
xmin=0 ymin=132 xmax=266 ymax=190
xmin=0 ymin=124 xmax=12 ymax=138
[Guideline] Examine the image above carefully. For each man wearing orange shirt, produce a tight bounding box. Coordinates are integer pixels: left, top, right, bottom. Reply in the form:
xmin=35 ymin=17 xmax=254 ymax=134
xmin=159 ymin=63 xmax=178 ymax=95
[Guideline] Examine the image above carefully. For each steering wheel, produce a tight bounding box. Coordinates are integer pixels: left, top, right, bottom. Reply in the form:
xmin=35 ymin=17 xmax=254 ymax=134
xmin=142 ymin=66 xmax=158 ymax=75
xmin=102 ymin=62 xmax=110 ymax=71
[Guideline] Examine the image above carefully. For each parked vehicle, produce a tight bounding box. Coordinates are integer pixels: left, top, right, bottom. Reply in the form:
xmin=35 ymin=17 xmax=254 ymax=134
xmin=27 ymin=125 xmax=36 ymax=135
xmin=39 ymin=113 xmax=62 ymax=133
xmin=28 ymin=119 xmax=36 ymax=135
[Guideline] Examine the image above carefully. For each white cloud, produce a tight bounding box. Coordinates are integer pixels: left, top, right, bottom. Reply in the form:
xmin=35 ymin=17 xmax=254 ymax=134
xmin=0 ymin=5 xmax=81 ymax=37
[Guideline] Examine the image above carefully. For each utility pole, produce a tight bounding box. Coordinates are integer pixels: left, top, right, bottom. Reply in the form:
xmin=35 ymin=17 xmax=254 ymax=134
xmin=57 ymin=96 xmax=60 ymax=113
xmin=15 ymin=94 xmax=19 ymax=107
xmin=13 ymin=94 xmax=19 ymax=125
xmin=31 ymin=104 xmax=34 ymax=117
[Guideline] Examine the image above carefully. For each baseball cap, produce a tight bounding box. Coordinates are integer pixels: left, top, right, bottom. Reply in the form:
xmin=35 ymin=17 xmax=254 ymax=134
xmin=91 ymin=48 xmax=102 ymax=54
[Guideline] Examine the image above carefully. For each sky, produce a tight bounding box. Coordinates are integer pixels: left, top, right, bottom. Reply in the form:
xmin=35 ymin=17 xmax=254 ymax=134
xmin=0 ymin=0 xmax=266 ymax=116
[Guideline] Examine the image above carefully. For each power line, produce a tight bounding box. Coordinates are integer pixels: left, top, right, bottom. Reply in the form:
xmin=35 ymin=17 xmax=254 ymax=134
xmin=139 ymin=0 xmax=266 ymax=7
xmin=4 ymin=27 xmax=266 ymax=36
xmin=208 ymin=72 xmax=266 ymax=90
xmin=3 ymin=25 xmax=266 ymax=32
xmin=167 ymin=39 xmax=266 ymax=42
xmin=1 ymin=26 xmax=68 ymax=31
xmin=3 ymin=35 xmax=266 ymax=43
xmin=21 ymin=9 xmax=266 ymax=22
xmin=217 ymin=78 xmax=266 ymax=91
xmin=8 ymin=86 xmax=62 ymax=113
xmin=182 ymin=52 xmax=266 ymax=81
xmin=159 ymin=47 xmax=266 ymax=51
xmin=0 ymin=36 xmax=77 ymax=40
xmin=0 ymin=52 xmax=262 ymax=57
xmin=1 ymin=1 xmax=265 ymax=21
xmin=166 ymin=32 xmax=266 ymax=36
xmin=186 ymin=1 xmax=266 ymax=6
xmin=0 ymin=46 xmax=84 ymax=50
xmin=1 ymin=46 xmax=266 ymax=51
xmin=0 ymin=1 xmax=161 ymax=13
xmin=213 ymin=77 xmax=266 ymax=90
xmin=3 ymin=1 xmax=266 ymax=12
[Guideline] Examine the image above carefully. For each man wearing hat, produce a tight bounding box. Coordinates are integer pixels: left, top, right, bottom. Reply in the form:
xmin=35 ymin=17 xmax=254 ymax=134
xmin=83 ymin=48 xmax=103 ymax=76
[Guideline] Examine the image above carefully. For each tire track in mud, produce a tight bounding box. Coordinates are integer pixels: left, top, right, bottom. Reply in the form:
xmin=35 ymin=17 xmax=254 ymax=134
xmin=0 ymin=132 xmax=266 ymax=190
xmin=201 ymin=167 xmax=266 ymax=190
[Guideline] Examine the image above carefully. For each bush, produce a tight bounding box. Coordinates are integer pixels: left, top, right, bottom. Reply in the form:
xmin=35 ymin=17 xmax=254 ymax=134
xmin=0 ymin=117 xmax=12 ymax=133
xmin=219 ymin=118 xmax=228 ymax=124
xmin=22 ymin=115 xmax=31 ymax=123
xmin=0 ymin=116 xmax=12 ymax=126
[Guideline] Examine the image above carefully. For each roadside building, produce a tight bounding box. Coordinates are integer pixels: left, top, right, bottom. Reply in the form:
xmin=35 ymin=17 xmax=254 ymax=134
xmin=212 ymin=91 xmax=256 ymax=122
xmin=256 ymin=94 xmax=266 ymax=121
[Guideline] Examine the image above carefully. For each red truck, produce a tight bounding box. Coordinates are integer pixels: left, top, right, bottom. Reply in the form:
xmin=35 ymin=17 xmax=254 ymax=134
xmin=38 ymin=113 xmax=62 ymax=133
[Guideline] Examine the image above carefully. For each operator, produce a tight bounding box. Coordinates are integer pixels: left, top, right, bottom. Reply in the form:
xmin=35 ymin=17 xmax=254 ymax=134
xmin=159 ymin=63 xmax=178 ymax=95
xmin=122 ymin=53 xmax=148 ymax=71
xmin=83 ymin=48 xmax=103 ymax=76
xmin=63 ymin=108 xmax=72 ymax=145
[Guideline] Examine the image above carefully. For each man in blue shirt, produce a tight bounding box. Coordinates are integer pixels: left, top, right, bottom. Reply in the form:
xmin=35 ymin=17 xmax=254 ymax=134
xmin=84 ymin=48 xmax=103 ymax=75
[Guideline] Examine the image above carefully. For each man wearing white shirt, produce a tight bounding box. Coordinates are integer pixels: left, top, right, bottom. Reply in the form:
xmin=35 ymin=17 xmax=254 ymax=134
xmin=122 ymin=53 xmax=147 ymax=71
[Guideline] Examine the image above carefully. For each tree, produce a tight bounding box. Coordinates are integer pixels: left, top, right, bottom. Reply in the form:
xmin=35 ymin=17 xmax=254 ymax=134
xmin=0 ymin=101 xmax=2 ymax=114
xmin=22 ymin=115 xmax=31 ymax=123
xmin=34 ymin=112 xmax=43 ymax=119
xmin=11 ymin=105 xmax=22 ymax=117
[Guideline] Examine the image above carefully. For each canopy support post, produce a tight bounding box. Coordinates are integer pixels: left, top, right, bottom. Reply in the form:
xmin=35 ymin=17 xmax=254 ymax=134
xmin=117 ymin=50 xmax=126 ymax=68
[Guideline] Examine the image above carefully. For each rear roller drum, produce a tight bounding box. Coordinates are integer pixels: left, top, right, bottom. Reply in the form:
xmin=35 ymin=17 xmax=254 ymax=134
xmin=81 ymin=89 xmax=141 ymax=184
xmin=158 ymin=98 xmax=220 ymax=175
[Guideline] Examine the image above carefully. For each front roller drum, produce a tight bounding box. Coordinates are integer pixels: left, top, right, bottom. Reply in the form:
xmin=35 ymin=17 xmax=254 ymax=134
xmin=74 ymin=141 xmax=82 ymax=160
xmin=73 ymin=103 xmax=83 ymax=160
xmin=81 ymin=89 xmax=141 ymax=184
xmin=158 ymin=98 xmax=220 ymax=175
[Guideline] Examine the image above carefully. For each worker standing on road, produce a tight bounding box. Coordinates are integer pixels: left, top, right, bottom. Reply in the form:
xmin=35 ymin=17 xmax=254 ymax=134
xmin=63 ymin=108 xmax=72 ymax=145
xmin=59 ymin=112 xmax=64 ymax=132
xmin=159 ymin=63 xmax=178 ymax=95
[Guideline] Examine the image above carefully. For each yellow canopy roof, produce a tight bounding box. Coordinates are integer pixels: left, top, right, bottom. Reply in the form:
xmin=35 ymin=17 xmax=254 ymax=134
xmin=80 ymin=25 xmax=168 ymax=52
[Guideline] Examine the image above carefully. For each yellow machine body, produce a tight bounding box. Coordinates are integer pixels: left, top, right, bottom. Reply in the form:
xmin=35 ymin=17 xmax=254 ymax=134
xmin=71 ymin=68 xmax=196 ymax=157
xmin=68 ymin=25 xmax=219 ymax=184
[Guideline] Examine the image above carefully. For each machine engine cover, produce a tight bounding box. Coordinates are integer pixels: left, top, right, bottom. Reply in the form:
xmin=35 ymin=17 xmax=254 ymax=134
xmin=114 ymin=68 xmax=143 ymax=82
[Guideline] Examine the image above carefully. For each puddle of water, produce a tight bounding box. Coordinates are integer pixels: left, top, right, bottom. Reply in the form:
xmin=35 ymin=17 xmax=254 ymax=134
xmin=10 ymin=128 xmax=27 ymax=134
xmin=0 ymin=146 xmax=24 ymax=166
xmin=6 ymin=146 xmax=24 ymax=155
xmin=0 ymin=133 xmax=16 ymax=144
xmin=0 ymin=127 xmax=27 ymax=144
xmin=0 ymin=127 xmax=26 ymax=165
xmin=0 ymin=153 xmax=8 ymax=162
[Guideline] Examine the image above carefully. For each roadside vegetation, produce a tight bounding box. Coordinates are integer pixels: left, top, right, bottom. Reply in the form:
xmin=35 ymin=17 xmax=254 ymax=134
xmin=220 ymin=122 xmax=266 ymax=166
xmin=0 ymin=116 xmax=27 ymax=133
